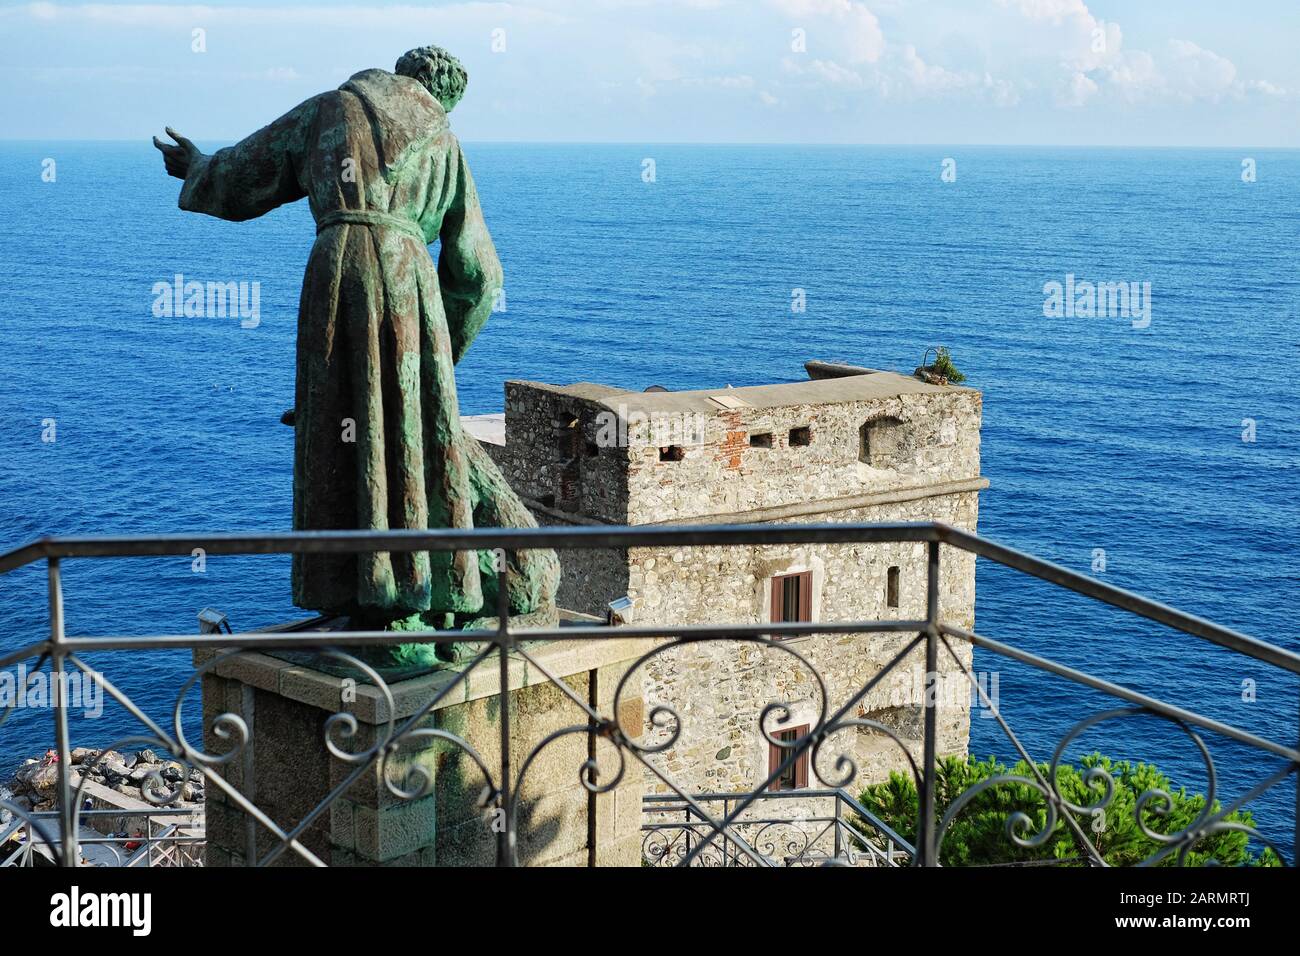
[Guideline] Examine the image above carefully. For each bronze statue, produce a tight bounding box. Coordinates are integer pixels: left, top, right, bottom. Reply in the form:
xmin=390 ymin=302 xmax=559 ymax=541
xmin=155 ymin=46 xmax=557 ymax=665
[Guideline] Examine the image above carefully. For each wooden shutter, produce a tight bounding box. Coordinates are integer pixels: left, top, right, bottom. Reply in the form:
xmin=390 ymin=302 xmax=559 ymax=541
xmin=770 ymin=571 xmax=813 ymax=631
xmin=768 ymin=725 xmax=810 ymax=791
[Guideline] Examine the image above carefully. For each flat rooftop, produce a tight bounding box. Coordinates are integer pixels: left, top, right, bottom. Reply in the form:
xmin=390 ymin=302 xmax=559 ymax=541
xmin=509 ymin=368 xmax=974 ymax=417
xmin=462 ymin=413 xmax=505 ymax=446
xmin=463 ymin=365 xmax=979 ymax=446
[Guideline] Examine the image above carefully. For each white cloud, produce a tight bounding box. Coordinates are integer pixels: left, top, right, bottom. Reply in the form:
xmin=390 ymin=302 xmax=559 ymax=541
xmin=1059 ymin=70 xmax=1097 ymax=107
xmin=997 ymin=0 xmax=1092 ymax=25
xmin=1245 ymin=78 xmax=1286 ymax=97
xmin=780 ymin=41 xmax=1022 ymax=107
xmin=999 ymin=0 xmax=1286 ymax=107
xmin=1101 ymin=49 xmax=1161 ymax=101
xmin=5 ymin=0 xmax=1293 ymax=142
xmin=768 ymin=0 xmax=885 ymax=64
xmin=1165 ymin=39 xmax=1238 ymax=102
xmin=13 ymin=3 xmax=560 ymax=29
xmin=808 ymin=58 xmax=867 ymax=87
xmin=982 ymin=73 xmax=1021 ymax=107
xmin=682 ymin=74 xmax=756 ymax=90
xmin=997 ymin=0 xmax=1122 ymax=72
xmin=900 ymin=44 xmax=966 ymax=92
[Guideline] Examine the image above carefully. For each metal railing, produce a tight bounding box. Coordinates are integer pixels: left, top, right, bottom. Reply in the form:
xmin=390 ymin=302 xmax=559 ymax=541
xmin=1 ymin=807 xmax=204 ymax=867
xmin=642 ymin=789 xmax=913 ymax=866
xmin=1 ymin=521 xmax=1297 ymax=867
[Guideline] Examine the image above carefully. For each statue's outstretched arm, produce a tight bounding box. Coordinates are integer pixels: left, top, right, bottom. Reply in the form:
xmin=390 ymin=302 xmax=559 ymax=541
xmin=159 ymin=97 xmax=319 ymax=223
xmin=437 ymin=143 xmax=504 ymax=365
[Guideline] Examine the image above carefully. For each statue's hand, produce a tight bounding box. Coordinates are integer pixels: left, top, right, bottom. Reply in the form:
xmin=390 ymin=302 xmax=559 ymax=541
xmin=152 ymin=127 xmax=200 ymax=180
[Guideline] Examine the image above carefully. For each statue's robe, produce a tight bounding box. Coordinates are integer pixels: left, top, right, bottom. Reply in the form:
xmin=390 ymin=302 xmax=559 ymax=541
xmin=178 ymin=69 xmax=555 ymax=619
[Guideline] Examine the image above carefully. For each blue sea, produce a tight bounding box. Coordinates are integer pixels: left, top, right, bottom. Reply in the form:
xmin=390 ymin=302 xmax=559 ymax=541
xmin=1 ymin=142 xmax=1297 ymax=857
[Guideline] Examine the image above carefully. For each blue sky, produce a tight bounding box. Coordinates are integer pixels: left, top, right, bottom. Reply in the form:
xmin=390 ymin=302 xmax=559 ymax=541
xmin=2 ymin=0 xmax=1297 ymax=144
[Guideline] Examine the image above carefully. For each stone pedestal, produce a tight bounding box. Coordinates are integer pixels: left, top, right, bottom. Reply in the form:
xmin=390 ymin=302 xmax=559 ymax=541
xmin=195 ymin=630 xmax=650 ymax=867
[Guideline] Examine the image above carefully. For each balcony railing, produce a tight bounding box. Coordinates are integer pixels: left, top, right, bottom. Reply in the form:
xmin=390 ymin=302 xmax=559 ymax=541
xmin=642 ymin=789 xmax=914 ymax=866
xmin=0 ymin=521 xmax=1296 ymax=867
xmin=1 ymin=806 xmax=204 ymax=867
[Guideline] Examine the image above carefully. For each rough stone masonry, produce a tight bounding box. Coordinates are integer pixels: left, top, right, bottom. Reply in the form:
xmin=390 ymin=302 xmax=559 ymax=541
xmin=468 ymin=363 xmax=988 ymax=799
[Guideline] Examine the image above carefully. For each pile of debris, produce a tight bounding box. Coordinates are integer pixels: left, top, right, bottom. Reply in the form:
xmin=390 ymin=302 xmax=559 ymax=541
xmin=2 ymin=748 xmax=206 ymax=816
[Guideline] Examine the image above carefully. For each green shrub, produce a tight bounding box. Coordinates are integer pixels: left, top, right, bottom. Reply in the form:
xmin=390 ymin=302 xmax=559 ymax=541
xmin=931 ymin=346 xmax=966 ymax=383
xmin=856 ymin=754 xmax=1280 ymax=866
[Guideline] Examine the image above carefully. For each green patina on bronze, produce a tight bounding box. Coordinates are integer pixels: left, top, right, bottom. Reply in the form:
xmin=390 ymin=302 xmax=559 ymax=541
xmin=155 ymin=47 xmax=558 ymax=668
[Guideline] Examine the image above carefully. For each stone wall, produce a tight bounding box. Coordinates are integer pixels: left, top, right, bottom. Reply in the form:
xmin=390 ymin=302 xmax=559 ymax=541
xmin=630 ymin=490 xmax=978 ymax=797
xmin=622 ymin=391 xmax=981 ymax=524
xmin=463 ymin=475 xmax=980 ymax=800
xmin=491 ymin=376 xmax=982 ymax=525
xmin=497 ymin=380 xmax=631 ymax=523
xmin=197 ymin=638 xmax=650 ymax=867
xmin=476 ymin=370 xmax=985 ymax=810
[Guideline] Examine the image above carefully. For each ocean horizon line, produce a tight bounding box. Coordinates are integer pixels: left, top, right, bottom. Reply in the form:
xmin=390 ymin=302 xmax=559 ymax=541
xmin=4 ymin=138 xmax=1299 ymax=151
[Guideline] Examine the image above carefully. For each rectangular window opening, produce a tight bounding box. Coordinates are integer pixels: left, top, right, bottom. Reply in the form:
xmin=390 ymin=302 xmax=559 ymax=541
xmin=770 ymin=570 xmax=812 ymax=636
xmin=886 ymin=565 xmax=901 ymax=609
xmin=749 ymin=432 xmax=773 ymax=448
xmin=659 ymin=445 xmax=685 ymax=462
xmin=788 ymin=426 xmax=812 ymax=447
xmin=768 ymin=724 xmax=810 ymax=791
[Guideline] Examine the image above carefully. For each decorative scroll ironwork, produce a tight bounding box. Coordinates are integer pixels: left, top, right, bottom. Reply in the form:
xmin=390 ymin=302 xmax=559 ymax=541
xmin=641 ymin=789 xmax=912 ymax=867
xmin=0 ymin=522 xmax=1296 ymax=867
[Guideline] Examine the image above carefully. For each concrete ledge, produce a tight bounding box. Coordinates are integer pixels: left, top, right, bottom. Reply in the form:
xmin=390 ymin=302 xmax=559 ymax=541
xmin=201 ymin=635 xmax=656 ymax=725
xmin=523 ymin=477 xmax=989 ymax=527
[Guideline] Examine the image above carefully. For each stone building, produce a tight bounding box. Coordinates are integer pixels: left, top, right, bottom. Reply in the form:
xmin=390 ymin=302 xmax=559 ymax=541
xmin=468 ymin=362 xmax=987 ymax=800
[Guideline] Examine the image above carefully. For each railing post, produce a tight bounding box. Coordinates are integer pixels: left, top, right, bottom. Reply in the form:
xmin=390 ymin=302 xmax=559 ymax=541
xmin=916 ymin=539 xmax=941 ymax=866
xmin=722 ymin=798 xmax=728 ymax=866
xmin=833 ymin=792 xmax=843 ymax=861
xmin=241 ymin=683 xmax=257 ymax=865
xmin=495 ymin=561 xmax=515 ymax=867
xmin=48 ymin=558 xmax=77 ymax=868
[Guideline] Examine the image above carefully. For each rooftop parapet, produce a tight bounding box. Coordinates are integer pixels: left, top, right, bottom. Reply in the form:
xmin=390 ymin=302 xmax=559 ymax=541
xmin=486 ymin=366 xmax=983 ymax=525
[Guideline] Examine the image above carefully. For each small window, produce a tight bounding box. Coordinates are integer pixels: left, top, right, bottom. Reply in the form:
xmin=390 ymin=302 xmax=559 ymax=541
xmin=585 ymin=441 xmax=600 ymax=458
xmin=558 ymin=460 xmax=580 ymax=511
xmin=770 ymin=571 xmax=812 ymax=630
xmin=537 ymin=493 xmax=556 ymax=509
xmin=768 ymin=725 xmax=810 ymax=791
xmin=749 ymin=432 xmax=773 ymax=448
xmin=659 ymin=445 xmax=685 ymax=462
xmin=861 ymin=416 xmax=905 ymax=465
xmin=886 ymin=566 xmax=900 ymax=608
xmin=789 ymin=426 xmax=812 ymax=447
xmin=557 ymin=423 xmax=581 ymax=458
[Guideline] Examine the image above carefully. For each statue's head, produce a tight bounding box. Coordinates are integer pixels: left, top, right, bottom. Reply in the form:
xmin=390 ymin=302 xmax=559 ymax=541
xmin=395 ymin=46 xmax=468 ymax=112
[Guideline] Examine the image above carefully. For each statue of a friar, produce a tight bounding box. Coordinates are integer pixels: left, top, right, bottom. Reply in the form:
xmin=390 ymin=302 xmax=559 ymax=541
xmin=155 ymin=46 xmax=557 ymax=664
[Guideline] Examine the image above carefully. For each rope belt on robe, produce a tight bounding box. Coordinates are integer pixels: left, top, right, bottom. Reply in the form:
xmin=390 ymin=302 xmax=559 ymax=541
xmin=316 ymin=208 xmax=427 ymax=242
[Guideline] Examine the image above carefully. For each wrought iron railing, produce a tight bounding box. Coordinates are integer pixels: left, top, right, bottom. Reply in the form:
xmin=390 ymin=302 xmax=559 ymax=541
xmin=0 ymin=521 xmax=1296 ymax=867
xmin=1 ymin=807 xmax=204 ymax=867
xmin=642 ymin=789 xmax=913 ymax=866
